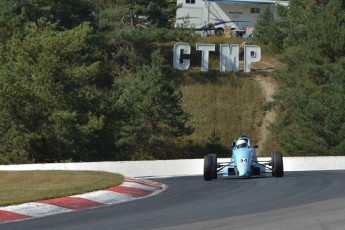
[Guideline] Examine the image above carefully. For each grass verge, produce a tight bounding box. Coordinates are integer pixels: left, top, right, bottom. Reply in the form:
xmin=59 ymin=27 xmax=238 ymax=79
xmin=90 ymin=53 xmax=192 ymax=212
xmin=0 ymin=170 xmax=124 ymax=207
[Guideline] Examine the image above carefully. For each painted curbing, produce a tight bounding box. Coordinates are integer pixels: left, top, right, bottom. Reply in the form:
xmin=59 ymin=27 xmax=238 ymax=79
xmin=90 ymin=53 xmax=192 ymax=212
xmin=0 ymin=178 xmax=166 ymax=223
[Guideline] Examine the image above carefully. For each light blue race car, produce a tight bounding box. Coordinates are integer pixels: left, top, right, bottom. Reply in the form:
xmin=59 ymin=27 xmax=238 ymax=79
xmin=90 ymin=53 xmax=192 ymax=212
xmin=203 ymin=135 xmax=284 ymax=181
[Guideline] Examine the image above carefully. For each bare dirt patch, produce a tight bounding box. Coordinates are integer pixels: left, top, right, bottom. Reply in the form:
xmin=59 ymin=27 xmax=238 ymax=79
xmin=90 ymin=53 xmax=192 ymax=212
xmin=251 ymin=58 xmax=279 ymax=155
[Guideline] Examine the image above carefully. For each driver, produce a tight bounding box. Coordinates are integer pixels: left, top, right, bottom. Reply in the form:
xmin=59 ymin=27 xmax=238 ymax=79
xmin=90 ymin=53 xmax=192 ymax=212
xmin=236 ymin=139 xmax=248 ymax=148
xmin=238 ymin=135 xmax=250 ymax=147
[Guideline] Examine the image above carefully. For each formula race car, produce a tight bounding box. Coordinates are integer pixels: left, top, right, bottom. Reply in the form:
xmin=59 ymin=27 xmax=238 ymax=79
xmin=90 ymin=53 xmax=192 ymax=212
xmin=204 ymin=135 xmax=284 ymax=180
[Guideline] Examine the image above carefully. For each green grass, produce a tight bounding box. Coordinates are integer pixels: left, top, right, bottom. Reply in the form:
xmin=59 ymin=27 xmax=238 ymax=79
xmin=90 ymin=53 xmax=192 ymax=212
xmin=0 ymin=170 xmax=124 ymax=207
xmin=180 ymin=73 xmax=264 ymax=149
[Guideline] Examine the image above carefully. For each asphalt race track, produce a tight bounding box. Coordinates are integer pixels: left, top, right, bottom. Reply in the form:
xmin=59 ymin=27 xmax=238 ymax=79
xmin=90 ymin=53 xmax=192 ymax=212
xmin=2 ymin=171 xmax=345 ymax=230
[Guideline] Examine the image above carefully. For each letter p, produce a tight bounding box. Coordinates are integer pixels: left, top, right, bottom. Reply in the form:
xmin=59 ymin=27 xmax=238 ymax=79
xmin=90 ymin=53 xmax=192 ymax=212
xmin=244 ymin=45 xmax=261 ymax=73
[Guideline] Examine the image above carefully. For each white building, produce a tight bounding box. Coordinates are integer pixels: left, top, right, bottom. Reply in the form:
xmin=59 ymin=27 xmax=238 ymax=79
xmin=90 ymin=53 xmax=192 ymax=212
xmin=176 ymin=0 xmax=288 ymax=36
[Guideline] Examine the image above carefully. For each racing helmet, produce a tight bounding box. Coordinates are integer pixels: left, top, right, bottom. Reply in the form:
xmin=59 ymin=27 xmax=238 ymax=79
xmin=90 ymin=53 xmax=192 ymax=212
xmin=236 ymin=139 xmax=248 ymax=148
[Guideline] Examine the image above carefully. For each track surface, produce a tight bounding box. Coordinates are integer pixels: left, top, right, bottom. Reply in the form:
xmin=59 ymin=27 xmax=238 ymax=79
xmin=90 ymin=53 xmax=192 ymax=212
xmin=2 ymin=171 xmax=345 ymax=230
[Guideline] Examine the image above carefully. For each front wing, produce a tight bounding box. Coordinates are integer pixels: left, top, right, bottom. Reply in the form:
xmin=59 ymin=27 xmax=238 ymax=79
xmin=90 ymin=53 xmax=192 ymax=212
xmin=218 ymin=160 xmax=273 ymax=177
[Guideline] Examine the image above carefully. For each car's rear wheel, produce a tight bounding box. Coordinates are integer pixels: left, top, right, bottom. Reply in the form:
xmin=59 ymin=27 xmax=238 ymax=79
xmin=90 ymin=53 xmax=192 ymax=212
xmin=204 ymin=154 xmax=213 ymax=181
xmin=209 ymin=153 xmax=218 ymax=179
xmin=271 ymin=151 xmax=284 ymax=177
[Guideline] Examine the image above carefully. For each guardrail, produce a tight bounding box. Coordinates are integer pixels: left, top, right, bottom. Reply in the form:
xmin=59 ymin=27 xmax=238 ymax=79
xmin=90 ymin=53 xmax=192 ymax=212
xmin=0 ymin=157 xmax=345 ymax=178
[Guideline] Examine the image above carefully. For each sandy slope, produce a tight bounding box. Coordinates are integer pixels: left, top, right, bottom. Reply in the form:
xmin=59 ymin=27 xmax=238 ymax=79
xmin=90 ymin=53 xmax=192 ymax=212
xmin=251 ymin=58 xmax=279 ymax=155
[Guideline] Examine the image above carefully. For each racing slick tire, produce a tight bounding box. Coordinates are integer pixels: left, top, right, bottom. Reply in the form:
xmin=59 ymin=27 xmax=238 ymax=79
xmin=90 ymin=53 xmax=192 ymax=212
xmin=271 ymin=151 xmax=284 ymax=177
xmin=209 ymin=153 xmax=218 ymax=179
xmin=204 ymin=154 xmax=213 ymax=181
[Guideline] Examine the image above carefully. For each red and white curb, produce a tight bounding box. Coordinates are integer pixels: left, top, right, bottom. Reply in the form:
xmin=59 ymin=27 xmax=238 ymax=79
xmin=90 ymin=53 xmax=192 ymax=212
xmin=0 ymin=178 xmax=165 ymax=223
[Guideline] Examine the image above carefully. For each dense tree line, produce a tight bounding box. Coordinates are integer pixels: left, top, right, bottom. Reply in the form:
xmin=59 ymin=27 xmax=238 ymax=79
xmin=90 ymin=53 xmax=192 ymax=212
xmin=0 ymin=0 xmax=194 ymax=163
xmin=255 ymin=0 xmax=345 ymax=156
xmin=4 ymin=0 xmax=342 ymax=162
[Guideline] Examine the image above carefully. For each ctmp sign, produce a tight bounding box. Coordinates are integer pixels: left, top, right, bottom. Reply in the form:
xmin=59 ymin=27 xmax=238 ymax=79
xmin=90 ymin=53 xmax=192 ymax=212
xmin=173 ymin=42 xmax=261 ymax=73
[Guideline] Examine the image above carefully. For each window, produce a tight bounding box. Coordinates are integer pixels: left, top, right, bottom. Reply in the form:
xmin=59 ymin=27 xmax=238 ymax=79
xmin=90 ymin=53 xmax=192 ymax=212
xmin=186 ymin=0 xmax=195 ymax=4
xmin=250 ymin=8 xmax=260 ymax=14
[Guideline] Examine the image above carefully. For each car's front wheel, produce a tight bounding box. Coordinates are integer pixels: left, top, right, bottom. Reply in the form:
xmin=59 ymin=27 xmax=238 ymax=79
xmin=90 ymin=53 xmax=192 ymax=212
xmin=271 ymin=151 xmax=284 ymax=177
xmin=209 ymin=153 xmax=217 ymax=179
xmin=204 ymin=154 xmax=213 ymax=181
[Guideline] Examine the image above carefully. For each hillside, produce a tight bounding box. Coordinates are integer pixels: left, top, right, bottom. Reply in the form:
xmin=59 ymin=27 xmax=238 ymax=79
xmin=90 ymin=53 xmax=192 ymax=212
xmin=177 ymin=39 xmax=279 ymax=157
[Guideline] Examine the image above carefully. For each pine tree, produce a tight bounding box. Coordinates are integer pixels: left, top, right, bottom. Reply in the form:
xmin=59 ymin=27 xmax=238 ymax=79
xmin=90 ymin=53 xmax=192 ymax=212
xmin=118 ymin=52 xmax=194 ymax=160
xmin=270 ymin=0 xmax=345 ymax=156
xmin=254 ymin=7 xmax=285 ymax=52
xmin=0 ymin=0 xmax=194 ymax=163
xmin=0 ymin=20 xmax=123 ymax=163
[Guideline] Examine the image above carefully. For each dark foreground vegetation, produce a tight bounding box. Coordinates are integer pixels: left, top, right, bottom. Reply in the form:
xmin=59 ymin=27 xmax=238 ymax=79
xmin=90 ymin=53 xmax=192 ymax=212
xmin=0 ymin=0 xmax=344 ymax=164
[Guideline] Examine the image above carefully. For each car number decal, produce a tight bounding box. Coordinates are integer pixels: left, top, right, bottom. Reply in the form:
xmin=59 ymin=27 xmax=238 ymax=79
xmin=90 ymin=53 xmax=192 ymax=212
xmin=241 ymin=158 xmax=248 ymax=163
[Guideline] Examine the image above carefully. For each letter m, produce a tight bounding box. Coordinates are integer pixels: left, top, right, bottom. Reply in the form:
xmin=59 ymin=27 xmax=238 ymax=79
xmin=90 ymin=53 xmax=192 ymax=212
xmin=220 ymin=44 xmax=239 ymax=72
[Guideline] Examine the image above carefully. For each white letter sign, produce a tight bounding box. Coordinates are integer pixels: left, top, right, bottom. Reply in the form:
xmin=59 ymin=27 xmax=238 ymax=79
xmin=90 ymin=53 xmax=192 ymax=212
xmin=244 ymin=45 xmax=261 ymax=73
xmin=219 ymin=44 xmax=239 ymax=72
xmin=173 ymin=42 xmax=191 ymax=70
xmin=172 ymin=42 xmax=261 ymax=73
xmin=196 ymin=43 xmax=215 ymax=72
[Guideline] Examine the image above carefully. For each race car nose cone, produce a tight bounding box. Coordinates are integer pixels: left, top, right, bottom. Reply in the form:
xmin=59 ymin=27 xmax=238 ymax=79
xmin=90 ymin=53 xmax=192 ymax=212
xmin=238 ymin=169 xmax=250 ymax=177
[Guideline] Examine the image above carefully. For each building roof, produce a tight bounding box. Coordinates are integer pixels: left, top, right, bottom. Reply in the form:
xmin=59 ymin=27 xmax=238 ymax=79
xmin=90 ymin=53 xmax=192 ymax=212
xmin=207 ymin=0 xmax=286 ymax=5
